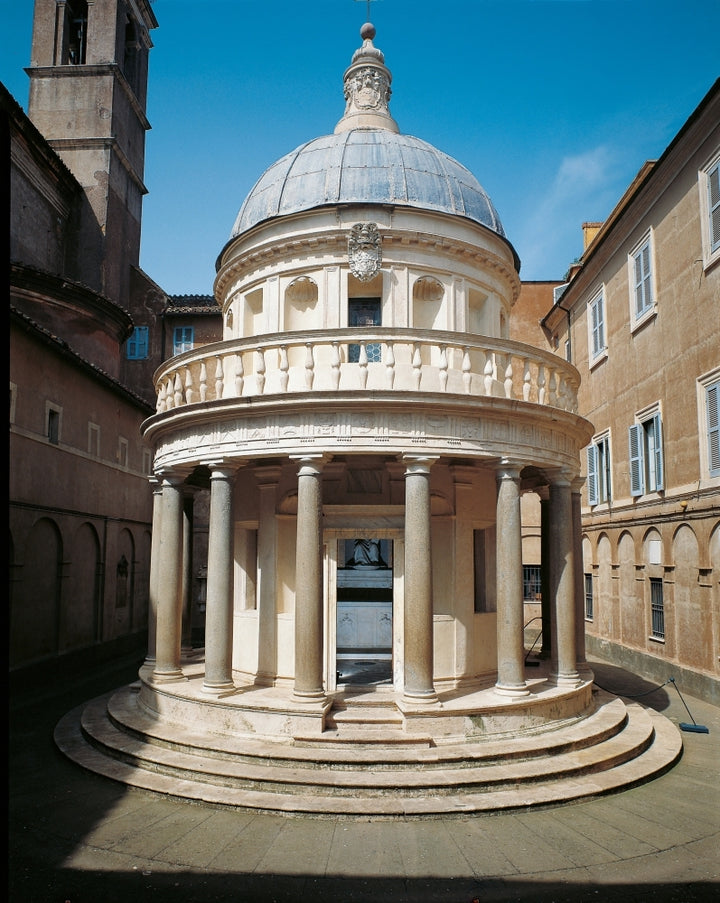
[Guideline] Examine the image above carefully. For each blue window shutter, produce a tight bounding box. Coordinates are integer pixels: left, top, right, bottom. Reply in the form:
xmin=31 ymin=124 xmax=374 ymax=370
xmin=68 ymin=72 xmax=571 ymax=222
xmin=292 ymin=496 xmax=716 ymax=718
xmin=587 ymin=445 xmax=598 ymax=505
xmin=629 ymin=423 xmax=645 ymax=496
xmin=708 ymin=381 xmax=720 ymax=476
xmin=652 ymin=413 xmax=664 ymax=491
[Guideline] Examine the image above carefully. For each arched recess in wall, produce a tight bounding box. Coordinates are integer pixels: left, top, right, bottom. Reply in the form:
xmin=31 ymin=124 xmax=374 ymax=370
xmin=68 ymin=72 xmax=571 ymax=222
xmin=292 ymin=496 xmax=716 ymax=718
xmin=63 ymin=521 xmax=101 ymax=651
xmin=642 ymin=527 xmax=668 ymax=654
xmin=596 ymin=533 xmax=614 ymax=639
xmin=285 ymin=277 xmax=319 ymax=332
xmin=617 ymin=530 xmax=641 ymax=648
xmin=134 ymin=527 xmax=153 ymax=632
xmin=10 ymin=517 xmax=63 ymax=667
xmin=112 ymin=528 xmax=136 ymax=639
xmin=413 ymin=276 xmax=444 ymax=330
xmin=673 ymin=524 xmax=708 ymax=669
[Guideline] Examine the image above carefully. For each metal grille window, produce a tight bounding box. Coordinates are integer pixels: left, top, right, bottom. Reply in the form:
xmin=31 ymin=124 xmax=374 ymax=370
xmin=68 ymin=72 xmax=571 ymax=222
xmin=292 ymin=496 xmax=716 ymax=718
xmin=650 ymin=577 xmax=665 ymax=640
xmin=523 ymin=565 xmax=542 ymax=601
xmin=584 ymin=573 xmax=594 ymax=620
xmin=348 ymin=299 xmax=381 ymax=363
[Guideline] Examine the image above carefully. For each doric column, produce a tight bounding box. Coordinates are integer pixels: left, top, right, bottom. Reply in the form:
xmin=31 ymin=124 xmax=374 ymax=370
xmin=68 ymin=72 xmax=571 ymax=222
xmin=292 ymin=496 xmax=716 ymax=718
xmin=539 ymin=486 xmax=552 ymax=657
xmin=572 ymin=476 xmax=590 ymax=676
xmin=181 ymin=493 xmax=194 ymax=653
xmin=495 ymin=461 xmax=529 ymax=696
xmin=402 ymin=454 xmax=438 ymax=701
xmin=144 ymin=476 xmax=163 ymax=665
xmin=255 ymin=465 xmax=282 ymax=683
xmin=549 ymin=470 xmax=580 ymax=686
xmin=292 ymin=455 xmax=326 ymax=700
xmin=152 ymin=470 xmax=186 ymax=682
xmin=202 ymin=463 xmax=238 ymax=694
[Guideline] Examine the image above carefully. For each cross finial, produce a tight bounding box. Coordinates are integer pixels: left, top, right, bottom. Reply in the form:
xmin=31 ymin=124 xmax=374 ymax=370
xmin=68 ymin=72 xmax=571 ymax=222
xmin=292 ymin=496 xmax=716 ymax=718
xmin=354 ymin=0 xmax=378 ymax=23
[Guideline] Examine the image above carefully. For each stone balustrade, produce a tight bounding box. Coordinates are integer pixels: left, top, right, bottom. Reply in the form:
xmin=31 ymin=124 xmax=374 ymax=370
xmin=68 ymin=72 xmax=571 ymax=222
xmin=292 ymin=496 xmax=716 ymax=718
xmin=154 ymin=329 xmax=579 ymax=414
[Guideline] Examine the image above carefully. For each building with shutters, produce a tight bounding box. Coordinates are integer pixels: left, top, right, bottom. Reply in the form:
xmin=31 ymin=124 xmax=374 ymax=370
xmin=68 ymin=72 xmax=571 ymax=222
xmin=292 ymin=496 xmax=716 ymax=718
xmin=542 ymin=80 xmax=720 ymax=703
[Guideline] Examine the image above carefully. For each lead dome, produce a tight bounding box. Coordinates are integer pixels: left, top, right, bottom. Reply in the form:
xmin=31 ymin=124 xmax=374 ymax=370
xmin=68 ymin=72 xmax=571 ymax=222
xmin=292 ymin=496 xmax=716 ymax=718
xmin=230 ymin=23 xmax=512 ymax=255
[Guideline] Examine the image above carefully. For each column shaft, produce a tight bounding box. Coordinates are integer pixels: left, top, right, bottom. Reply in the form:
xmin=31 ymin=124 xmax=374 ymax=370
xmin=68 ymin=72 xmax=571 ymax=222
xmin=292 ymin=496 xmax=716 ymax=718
xmin=403 ymin=456 xmax=437 ymax=701
xmin=549 ymin=474 xmax=580 ymax=686
xmin=293 ymin=457 xmax=325 ymax=699
xmin=572 ymin=478 xmax=590 ymax=674
xmin=145 ymin=477 xmax=163 ymax=665
xmin=153 ymin=473 xmax=185 ymax=680
xmin=495 ymin=462 xmax=528 ymax=695
xmin=203 ymin=465 xmax=237 ymax=692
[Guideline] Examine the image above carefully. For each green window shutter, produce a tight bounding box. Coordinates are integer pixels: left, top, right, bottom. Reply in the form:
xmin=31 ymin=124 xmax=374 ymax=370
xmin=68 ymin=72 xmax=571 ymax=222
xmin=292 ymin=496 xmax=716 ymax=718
xmin=629 ymin=423 xmax=645 ymax=497
xmin=708 ymin=381 xmax=720 ymax=476
xmin=652 ymin=412 xmax=664 ymax=491
xmin=587 ymin=444 xmax=598 ymax=506
xmin=709 ymin=162 xmax=720 ymax=254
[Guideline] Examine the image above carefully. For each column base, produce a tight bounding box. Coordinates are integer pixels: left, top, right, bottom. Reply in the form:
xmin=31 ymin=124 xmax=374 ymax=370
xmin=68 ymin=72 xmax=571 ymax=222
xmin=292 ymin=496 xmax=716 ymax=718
xmin=551 ymin=671 xmax=582 ymax=688
xmin=402 ymin=689 xmax=440 ymax=706
xmin=150 ymin=668 xmax=186 ymax=684
xmin=293 ymin=689 xmax=327 ymax=703
xmin=494 ymin=681 xmax=530 ymax=698
xmin=202 ymin=680 xmax=236 ymax=697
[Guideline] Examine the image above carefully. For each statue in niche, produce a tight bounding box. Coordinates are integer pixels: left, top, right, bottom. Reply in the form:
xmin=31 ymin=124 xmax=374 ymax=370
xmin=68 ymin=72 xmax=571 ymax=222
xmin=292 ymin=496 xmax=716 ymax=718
xmin=347 ymin=538 xmax=386 ymax=568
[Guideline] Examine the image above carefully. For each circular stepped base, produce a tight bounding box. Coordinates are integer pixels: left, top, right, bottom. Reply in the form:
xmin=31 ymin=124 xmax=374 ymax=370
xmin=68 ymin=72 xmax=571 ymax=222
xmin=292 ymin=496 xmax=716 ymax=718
xmin=54 ymin=683 xmax=683 ymax=818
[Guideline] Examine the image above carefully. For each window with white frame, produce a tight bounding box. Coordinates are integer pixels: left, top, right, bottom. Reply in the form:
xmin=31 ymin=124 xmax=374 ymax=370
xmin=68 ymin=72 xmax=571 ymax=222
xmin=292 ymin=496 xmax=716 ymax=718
xmin=587 ymin=432 xmax=611 ymax=505
xmin=588 ymin=289 xmax=606 ymax=362
xmin=629 ymin=407 xmax=664 ymax=496
xmin=127 ymin=326 xmax=149 ymax=360
xmin=629 ymin=232 xmax=655 ymax=325
xmin=705 ymin=377 xmax=720 ymax=477
xmin=173 ymin=326 xmax=194 ymax=356
xmin=650 ymin=577 xmax=665 ymax=640
xmin=700 ymin=154 xmax=720 ymax=267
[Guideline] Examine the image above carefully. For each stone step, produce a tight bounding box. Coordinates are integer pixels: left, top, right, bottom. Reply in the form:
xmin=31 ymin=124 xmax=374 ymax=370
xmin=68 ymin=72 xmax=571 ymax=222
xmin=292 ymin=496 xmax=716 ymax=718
xmin=72 ymin=692 xmax=662 ymax=799
xmin=54 ymin=699 xmax=682 ymax=817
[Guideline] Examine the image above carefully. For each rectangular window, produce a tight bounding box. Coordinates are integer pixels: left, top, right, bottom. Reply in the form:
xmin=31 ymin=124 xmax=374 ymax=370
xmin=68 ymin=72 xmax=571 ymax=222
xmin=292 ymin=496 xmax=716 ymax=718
xmin=587 ymin=433 xmax=611 ymax=505
xmin=117 ymin=437 xmax=129 ymax=468
xmin=631 ymin=234 xmax=654 ymax=323
xmin=650 ymin=577 xmax=664 ymax=640
xmin=584 ymin=573 xmax=594 ymax=620
xmin=473 ymin=527 xmax=496 ymax=613
xmin=88 ymin=422 xmax=100 ymax=456
xmin=46 ymin=405 xmax=61 ymax=444
xmin=629 ymin=411 xmax=664 ymax=497
xmin=700 ymin=155 xmax=720 ymax=268
xmin=706 ymin=379 xmax=720 ymax=477
xmin=127 ymin=326 xmax=149 ymax=360
xmin=588 ymin=289 xmax=606 ymax=361
xmin=173 ymin=326 xmax=194 ymax=356
xmin=348 ymin=298 xmax=381 ymax=363
xmin=522 ymin=565 xmax=542 ymax=602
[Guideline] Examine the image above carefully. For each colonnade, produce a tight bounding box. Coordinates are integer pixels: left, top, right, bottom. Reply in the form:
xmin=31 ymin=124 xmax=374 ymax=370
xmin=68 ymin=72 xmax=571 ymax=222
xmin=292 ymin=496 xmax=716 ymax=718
xmin=146 ymin=455 xmax=585 ymax=702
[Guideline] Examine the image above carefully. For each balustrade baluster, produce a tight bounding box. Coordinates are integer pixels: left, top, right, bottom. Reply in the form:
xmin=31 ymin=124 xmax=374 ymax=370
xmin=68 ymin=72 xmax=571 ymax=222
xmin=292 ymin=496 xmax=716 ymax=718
xmin=304 ymin=343 xmax=314 ymax=390
xmin=331 ymin=341 xmax=341 ymax=390
xmin=483 ymin=354 xmax=494 ymax=396
xmin=359 ymin=343 xmax=368 ymax=389
xmin=156 ymin=381 xmax=165 ymax=412
xmin=184 ymin=367 xmax=194 ymax=405
xmin=537 ymin=364 xmax=546 ymax=405
xmin=548 ymin=369 xmax=557 ymax=406
xmin=503 ymin=354 xmax=514 ymax=399
xmin=256 ymin=347 xmax=266 ymax=394
xmin=412 ymin=343 xmax=422 ymax=390
xmin=199 ymin=362 xmax=208 ymax=402
xmin=215 ymin=356 xmax=224 ymax=400
xmin=462 ymin=347 xmax=472 ymax=394
xmin=279 ymin=346 xmax=289 ymax=392
xmin=173 ymin=372 xmax=183 ymax=408
xmin=439 ymin=345 xmax=448 ymax=392
xmin=235 ymin=353 xmax=244 ymax=396
xmin=523 ymin=359 xmax=531 ymax=401
xmin=386 ymin=341 xmax=395 ymax=389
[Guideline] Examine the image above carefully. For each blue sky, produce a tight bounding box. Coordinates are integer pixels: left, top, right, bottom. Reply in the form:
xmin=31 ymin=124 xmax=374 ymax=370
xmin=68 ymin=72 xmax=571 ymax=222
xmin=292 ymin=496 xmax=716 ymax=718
xmin=4 ymin=0 xmax=719 ymax=293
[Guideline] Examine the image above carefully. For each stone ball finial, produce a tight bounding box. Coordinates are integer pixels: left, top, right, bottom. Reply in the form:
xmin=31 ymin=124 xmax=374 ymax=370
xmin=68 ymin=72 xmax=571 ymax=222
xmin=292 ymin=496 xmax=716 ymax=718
xmin=360 ymin=22 xmax=376 ymax=41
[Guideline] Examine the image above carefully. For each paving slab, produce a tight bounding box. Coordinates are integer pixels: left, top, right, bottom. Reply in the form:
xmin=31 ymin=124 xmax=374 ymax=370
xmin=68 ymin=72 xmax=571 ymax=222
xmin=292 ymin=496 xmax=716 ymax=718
xmin=9 ymin=648 xmax=720 ymax=902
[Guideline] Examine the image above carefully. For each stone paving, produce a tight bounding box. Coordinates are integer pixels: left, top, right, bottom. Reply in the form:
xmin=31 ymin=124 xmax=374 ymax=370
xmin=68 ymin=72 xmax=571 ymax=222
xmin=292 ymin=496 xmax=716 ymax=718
xmin=9 ymin=648 xmax=720 ymax=902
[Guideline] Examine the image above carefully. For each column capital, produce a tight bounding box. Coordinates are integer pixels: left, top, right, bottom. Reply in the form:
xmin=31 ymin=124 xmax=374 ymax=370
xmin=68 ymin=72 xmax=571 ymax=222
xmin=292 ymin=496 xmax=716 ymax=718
xmin=154 ymin=467 xmax=188 ymax=487
xmin=571 ymin=475 xmax=586 ymax=494
xmin=291 ymin=453 xmax=329 ymax=476
xmin=401 ymin=454 xmax=439 ymax=475
xmin=203 ymin=461 xmax=240 ymax=481
xmin=495 ymin=459 xmax=522 ymax=482
xmin=549 ymin=466 xmax=576 ymax=488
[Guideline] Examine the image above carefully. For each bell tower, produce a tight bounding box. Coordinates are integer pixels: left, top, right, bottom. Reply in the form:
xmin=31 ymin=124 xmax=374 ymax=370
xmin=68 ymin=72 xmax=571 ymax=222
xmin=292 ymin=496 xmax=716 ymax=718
xmin=26 ymin=0 xmax=158 ymax=309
